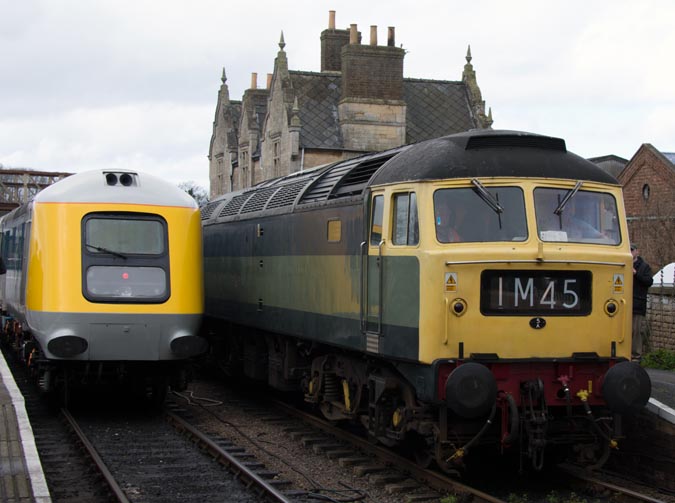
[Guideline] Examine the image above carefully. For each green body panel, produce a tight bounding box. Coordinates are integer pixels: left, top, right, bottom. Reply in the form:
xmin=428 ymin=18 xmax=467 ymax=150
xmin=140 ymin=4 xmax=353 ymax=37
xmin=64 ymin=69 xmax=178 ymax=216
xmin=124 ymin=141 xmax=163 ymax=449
xmin=203 ymin=203 xmax=420 ymax=360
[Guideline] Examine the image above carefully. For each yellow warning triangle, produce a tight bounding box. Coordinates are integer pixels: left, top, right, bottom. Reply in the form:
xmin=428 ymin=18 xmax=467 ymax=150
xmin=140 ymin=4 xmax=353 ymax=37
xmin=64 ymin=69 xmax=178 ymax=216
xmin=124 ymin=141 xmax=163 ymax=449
xmin=447 ymin=275 xmax=457 ymax=285
xmin=614 ymin=277 xmax=623 ymax=286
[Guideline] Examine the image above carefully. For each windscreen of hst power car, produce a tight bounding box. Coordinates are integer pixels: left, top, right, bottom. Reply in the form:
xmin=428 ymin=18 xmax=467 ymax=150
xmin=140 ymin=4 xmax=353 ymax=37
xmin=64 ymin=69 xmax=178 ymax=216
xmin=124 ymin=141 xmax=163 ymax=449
xmin=534 ymin=187 xmax=621 ymax=245
xmin=433 ymin=185 xmax=527 ymax=243
xmin=81 ymin=213 xmax=170 ymax=303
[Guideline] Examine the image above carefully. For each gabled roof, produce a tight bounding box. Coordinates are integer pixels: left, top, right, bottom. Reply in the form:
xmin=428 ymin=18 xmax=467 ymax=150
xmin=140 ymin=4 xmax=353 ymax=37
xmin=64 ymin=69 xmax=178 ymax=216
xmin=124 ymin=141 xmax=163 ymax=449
xmin=619 ymin=144 xmax=675 ymax=186
xmin=587 ymin=154 xmax=628 ymax=178
xmin=287 ymin=72 xmax=477 ymax=150
xmin=241 ymin=90 xmax=269 ymax=157
xmin=404 ymin=79 xmax=476 ymax=143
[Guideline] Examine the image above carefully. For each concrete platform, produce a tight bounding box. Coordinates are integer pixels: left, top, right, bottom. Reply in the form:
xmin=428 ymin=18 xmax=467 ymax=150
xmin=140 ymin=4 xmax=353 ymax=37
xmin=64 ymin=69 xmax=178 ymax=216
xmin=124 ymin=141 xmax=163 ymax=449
xmin=0 ymin=352 xmax=51 ymax=503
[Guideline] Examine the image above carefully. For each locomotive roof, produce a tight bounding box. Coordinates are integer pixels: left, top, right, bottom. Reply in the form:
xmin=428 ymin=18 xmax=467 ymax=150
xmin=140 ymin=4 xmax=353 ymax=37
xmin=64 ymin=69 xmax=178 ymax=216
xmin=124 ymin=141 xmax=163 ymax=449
xmin=34 ymin=169 xmax=198 ymax=208
xmin=368 ymin=129 xmax=618 ymax=186
xmin=202 ymin=130 xmax=617 ymax=223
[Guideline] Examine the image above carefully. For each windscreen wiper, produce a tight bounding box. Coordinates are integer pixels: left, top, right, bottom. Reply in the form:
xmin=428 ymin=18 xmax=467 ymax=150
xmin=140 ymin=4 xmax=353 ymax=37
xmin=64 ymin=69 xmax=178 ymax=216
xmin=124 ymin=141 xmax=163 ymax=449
xmin=554 ymin=181 xmax=583 ymax=215
xmin=471 ymin=178 xmax=504 ymax=214
xmin=85 ymin=243 xmax=127 ymax=259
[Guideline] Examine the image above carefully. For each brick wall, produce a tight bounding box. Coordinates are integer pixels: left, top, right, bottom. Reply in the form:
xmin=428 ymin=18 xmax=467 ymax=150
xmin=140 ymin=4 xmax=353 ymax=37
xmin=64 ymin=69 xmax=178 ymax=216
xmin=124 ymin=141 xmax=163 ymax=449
xmin=321 ymin=29 xmax=352 ymax=72
xmin=620 ymin=145 xmax=675 ymax=271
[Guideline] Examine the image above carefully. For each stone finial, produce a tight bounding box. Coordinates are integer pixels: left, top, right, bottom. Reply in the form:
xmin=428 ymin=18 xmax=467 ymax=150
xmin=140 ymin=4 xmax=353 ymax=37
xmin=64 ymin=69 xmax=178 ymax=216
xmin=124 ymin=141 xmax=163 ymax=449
xmin=279 ymin=31 xmax=286 ymax=51
xmin=462 ymin=45 xmax=490 ymax=129
xmin=221 ymin=67 xmax=227 ymax=83
xmin=290 ymin=96 xmax=301 ymax=127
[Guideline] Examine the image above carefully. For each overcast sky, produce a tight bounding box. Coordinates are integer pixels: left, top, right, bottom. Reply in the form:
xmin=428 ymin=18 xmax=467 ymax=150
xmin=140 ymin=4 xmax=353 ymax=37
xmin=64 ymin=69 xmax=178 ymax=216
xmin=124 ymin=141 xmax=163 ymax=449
xmin=2 ymin=1 xmax=674 ymax=191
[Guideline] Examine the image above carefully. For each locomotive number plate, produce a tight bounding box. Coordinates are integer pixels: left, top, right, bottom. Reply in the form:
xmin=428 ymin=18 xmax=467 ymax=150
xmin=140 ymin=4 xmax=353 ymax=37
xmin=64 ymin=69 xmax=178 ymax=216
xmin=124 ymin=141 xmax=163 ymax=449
xmin=480 ymin=270 xmax=591 ymax=316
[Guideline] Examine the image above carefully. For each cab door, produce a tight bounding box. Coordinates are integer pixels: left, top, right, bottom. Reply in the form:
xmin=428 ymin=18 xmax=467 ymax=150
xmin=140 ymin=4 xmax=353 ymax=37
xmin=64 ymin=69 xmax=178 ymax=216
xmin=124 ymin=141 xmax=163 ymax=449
xmin=362 ymin=191 xmax=385 ymax=353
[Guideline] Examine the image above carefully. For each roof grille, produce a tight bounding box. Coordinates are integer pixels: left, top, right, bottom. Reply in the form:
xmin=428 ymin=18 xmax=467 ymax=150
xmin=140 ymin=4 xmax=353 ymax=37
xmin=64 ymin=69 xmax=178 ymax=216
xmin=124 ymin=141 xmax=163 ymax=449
xmin=300 ymin=163 xmax=355 ymax=204
xmin=332 ymin=155 xmax=396 ymax=197
xmin=466 ymin=134 xmax=566 ymax=152
xmin=299 ymin=152 xmax=398 ymax=204
xmin=200 ymin=201 xmax=222 ymax=220
xmin=218 ymin=193 xmax=252 ymax=217
xmin=241 ymin=187 xmax=277 ymax=214
xmin=267 ymin=181 xmax=308 ymax=209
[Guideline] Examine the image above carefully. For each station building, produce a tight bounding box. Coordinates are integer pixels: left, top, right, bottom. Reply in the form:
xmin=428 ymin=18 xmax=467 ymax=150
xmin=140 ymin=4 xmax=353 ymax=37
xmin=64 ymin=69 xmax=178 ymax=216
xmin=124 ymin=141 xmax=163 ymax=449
xmin=208 ymin=11 xmax=493 ymax=198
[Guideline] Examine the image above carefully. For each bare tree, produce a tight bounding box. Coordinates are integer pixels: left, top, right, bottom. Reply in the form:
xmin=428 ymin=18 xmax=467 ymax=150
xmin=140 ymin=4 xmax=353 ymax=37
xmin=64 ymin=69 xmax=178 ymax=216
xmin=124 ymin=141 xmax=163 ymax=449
xmin=178 ymin=181 xmax=209 ymax=207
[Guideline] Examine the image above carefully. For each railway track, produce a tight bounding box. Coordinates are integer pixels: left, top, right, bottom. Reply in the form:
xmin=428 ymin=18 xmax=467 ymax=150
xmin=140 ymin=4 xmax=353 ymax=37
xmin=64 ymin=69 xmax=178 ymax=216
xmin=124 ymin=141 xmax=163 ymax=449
xmin=2 ymin=347 xmax=114 ymax=502
xmin=558 ymin=464 xmax=672 ymax=503
xmin=7 ymin=338 xmax=672 ymax=503
xmin=2 ymin=348 xmax=302 ymax=502
xmin=175 ymin=378 xmax=675 ymax=503
xmin=173 ymin=380 xmax=509 ymax=503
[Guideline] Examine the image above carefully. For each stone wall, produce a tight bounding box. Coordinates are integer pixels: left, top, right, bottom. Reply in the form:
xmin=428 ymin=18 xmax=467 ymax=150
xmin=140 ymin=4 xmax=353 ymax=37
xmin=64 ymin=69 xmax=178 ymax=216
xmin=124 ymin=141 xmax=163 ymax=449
xmin=647 ymin=286 xmax=675 ymax=351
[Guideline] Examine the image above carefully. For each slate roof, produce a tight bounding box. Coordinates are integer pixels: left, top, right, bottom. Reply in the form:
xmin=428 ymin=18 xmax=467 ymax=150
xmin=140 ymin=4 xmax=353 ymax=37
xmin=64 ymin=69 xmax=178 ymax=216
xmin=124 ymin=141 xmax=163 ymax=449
xmin=587 ymin=154 xmax=628 ymax=178
xmin=403 ymin=79 xmax=476 ymax=143
xmin=663 ymin=152 xmax=675 ymax=166
xmin=290 ymin=72 xmax=343 ymax=149
xmin=288 ymin=71 xmax=476 ymax=150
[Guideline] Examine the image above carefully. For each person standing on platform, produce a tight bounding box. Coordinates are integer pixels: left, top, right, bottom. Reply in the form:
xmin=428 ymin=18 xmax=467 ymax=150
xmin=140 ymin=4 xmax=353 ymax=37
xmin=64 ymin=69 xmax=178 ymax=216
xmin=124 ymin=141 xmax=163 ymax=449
xmin=631 ymin=244 xmax=653 ymax=361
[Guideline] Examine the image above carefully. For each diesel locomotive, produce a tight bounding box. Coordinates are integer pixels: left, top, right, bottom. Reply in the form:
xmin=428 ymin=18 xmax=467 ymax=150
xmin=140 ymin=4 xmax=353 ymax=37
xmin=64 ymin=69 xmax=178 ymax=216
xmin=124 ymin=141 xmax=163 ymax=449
xmin=0 ymin=170 xmax=206 ymax=402
xmin=201 ymin=130 xmax=651 ymax=470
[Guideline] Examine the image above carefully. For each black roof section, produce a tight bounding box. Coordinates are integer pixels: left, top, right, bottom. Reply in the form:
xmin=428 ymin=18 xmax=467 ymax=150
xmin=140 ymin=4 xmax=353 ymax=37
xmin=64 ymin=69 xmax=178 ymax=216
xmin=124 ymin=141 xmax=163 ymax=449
xmin=368 ymin=130 xmax=619 ymax=187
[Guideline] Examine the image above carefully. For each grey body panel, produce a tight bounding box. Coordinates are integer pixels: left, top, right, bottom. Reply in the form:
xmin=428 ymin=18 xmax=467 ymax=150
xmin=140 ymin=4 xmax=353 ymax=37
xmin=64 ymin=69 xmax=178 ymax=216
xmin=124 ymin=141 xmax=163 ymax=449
xmin=25 ymin=310 xmax=202 ymax=361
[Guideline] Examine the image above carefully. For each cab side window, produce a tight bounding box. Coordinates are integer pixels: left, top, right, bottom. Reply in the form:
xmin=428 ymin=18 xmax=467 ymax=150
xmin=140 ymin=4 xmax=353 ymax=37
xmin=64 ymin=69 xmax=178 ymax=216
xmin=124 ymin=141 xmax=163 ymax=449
xmin=392 ymin=192 xmax=419 ymax=246
xmin=370 ymin=195 xmax=384 ymax=245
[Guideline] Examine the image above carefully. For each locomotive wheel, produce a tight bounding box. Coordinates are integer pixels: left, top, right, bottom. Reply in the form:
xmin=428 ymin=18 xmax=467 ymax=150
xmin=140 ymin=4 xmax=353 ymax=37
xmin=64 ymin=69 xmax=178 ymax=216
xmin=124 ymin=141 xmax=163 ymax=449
xmin=573 ymin=437 xmax=611 ymax=470
xmin=400 ymin=432 xmax=432 ymax=468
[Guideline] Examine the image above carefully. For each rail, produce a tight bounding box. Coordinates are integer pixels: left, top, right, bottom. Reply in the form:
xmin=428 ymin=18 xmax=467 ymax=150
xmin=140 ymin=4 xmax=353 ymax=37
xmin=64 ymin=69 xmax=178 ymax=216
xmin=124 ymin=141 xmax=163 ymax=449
xmin=60 ymin=408 xmax=130 ymax=503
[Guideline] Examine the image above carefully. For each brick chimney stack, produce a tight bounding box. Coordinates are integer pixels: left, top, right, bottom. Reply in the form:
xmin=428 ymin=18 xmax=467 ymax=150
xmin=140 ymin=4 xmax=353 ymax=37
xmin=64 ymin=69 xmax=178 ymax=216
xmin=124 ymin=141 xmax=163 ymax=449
xmin=338 ymin=18 xmax=406 ymax=151
xmin=320 ymin=10 xmax=353 ymax=72
xmin=340 ymin=24 xmax=405 ymax=101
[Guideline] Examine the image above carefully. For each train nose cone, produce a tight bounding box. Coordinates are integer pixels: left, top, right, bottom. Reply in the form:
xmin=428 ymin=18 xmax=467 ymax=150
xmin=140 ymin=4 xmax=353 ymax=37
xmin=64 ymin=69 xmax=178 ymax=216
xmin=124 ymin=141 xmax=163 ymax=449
xmin=445 ymin=362 xmax=497 ymax=418
xmin=602 ymin=361 xmax=651 ymax=414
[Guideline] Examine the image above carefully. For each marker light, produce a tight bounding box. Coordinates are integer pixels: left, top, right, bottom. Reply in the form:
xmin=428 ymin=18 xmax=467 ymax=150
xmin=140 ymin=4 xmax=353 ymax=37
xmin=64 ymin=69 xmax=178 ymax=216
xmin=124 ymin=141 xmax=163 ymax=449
xmin=604 ymin=299 xmax=618 ymax=317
